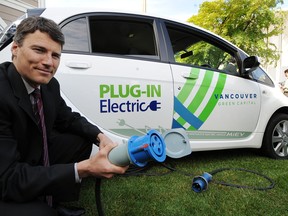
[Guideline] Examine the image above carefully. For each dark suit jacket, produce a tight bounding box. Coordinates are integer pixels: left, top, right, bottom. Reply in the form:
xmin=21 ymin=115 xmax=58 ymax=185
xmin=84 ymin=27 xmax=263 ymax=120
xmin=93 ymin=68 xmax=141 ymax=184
xmin=0 ymin=62 xmax=101 ymax=202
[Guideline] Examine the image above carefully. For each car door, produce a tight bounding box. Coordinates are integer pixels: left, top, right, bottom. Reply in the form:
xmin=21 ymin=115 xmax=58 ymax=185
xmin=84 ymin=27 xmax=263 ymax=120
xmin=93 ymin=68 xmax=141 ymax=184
xmin=55 ymin=14 xmax=174 ymax=140
xmin=163 ymin=21 xmax=261 ymax=147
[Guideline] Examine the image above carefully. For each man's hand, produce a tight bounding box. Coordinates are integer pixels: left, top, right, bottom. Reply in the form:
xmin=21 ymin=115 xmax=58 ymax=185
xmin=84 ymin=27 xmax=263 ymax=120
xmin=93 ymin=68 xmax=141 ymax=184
xmin=97 ymin=133 xmax=113 ymax=150
xmin=77 ymin=136 xmax=129 ymax=179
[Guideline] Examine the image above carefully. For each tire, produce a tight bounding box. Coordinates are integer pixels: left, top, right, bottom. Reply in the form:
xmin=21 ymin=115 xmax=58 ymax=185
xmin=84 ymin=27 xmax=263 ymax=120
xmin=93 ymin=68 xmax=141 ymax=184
xmin=262 ymin=113 xmax=288 ymax=159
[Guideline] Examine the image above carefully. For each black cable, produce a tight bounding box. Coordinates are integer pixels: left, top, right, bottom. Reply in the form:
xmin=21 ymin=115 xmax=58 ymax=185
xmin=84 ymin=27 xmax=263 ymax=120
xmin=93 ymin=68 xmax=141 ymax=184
xmin=94 ymin=164 xmax=275 ymax=215
xmin=208 ymin=167 xmax=275 ymax=191
xmin=121 ymin=162 xmax=175 ymax=177
xmin=95 ymin=178 xmax=104 ymax=216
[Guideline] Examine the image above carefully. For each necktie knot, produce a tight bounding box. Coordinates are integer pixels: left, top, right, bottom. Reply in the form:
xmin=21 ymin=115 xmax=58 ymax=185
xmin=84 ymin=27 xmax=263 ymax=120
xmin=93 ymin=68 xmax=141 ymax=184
xmin=32 ymin=88 xmax=41 ymax=100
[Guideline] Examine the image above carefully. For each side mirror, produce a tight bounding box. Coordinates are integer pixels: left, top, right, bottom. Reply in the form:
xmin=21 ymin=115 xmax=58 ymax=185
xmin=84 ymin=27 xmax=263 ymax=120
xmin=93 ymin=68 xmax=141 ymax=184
xmin=243 ymin=56 xmax=260 ymax=74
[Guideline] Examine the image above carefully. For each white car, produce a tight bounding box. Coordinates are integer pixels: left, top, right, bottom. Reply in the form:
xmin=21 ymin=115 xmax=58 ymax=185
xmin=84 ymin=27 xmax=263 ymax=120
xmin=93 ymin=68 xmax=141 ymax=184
xmin=1 ymin=8 xmax=288 ymax=159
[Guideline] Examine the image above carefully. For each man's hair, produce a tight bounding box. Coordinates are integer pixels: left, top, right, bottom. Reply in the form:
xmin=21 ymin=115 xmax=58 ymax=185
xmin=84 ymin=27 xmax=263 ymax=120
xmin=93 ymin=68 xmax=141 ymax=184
xmin=285 ymin=69 xmax=288 ymax=74
xmin=13 ymin=16 xmax=65 ymax=48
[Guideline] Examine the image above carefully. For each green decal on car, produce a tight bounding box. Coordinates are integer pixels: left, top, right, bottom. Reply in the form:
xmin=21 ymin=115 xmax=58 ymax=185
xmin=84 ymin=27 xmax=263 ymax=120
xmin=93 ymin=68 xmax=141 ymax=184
xmin=173 ymin=68 xmax=226 ymax=130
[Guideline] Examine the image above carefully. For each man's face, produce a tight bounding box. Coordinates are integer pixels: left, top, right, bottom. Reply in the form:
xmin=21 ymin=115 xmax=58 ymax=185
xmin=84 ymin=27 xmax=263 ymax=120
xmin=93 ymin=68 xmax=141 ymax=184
xmin=11 ymin=30 xmax=62 ymax=88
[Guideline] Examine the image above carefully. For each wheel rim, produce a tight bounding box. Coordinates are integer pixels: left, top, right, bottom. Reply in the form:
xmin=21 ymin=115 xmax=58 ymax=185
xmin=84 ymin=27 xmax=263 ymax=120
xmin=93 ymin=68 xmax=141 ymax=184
xmin=272 ymin=120 xmax=288 ymax=157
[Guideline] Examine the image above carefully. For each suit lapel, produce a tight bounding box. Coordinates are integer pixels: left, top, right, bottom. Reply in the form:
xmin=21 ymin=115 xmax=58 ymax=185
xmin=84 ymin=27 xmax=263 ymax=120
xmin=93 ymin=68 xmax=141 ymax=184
xmin=7 ymin=63 xmax=55 ymax=132
xmin=7 ymin=63 xmax=38 ymax=125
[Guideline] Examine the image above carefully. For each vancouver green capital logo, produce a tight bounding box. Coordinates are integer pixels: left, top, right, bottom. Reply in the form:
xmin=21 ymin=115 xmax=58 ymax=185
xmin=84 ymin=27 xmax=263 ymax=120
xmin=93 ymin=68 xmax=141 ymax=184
xmin=173 ymin=68 xmax=226 ymax=130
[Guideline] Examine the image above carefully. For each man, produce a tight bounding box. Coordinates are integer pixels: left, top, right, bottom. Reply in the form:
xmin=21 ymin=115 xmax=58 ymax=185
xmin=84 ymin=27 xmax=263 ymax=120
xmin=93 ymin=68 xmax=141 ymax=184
xmin=0 ymin=16 xmax=128 ymax=216
xmin=223 ymin=57 xmax=238 ymax=75
xmin=280 ymin=69 xmax=288 ymax=96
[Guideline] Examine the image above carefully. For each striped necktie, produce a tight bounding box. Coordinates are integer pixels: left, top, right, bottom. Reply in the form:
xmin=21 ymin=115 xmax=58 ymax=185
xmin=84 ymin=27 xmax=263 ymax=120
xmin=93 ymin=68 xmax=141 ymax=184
xmin=31 ymin=88 xmax=53 ymax=206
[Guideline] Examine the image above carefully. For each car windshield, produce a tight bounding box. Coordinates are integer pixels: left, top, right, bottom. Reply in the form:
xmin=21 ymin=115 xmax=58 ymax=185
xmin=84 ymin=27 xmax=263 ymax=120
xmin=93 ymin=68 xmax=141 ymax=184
xmin=0 ymin=9 xmax=46 ymax=52
xmin=0 ymin=14 xmax=26 ymax=51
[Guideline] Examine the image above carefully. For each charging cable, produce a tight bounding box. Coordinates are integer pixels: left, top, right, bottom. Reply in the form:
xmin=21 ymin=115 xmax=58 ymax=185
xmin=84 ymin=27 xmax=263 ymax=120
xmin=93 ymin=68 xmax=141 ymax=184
xmin=192 ymin=167 xmax=275 ymax=193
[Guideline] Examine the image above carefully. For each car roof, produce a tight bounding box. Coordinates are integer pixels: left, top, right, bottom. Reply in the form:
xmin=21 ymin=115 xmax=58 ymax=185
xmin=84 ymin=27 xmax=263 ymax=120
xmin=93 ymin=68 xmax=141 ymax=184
xmin=40 ymin=7 xmax=204 ymax=32
xmin=40 ymin=7 xmax=153 ymax=23
xmin=39 ymin=7 xmax=241 ymax=52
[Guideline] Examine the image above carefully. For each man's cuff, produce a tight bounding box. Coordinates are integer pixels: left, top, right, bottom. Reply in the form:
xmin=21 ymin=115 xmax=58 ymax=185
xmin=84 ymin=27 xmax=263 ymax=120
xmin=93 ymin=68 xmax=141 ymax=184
xmin=74 ymin=163 xmax=82 ymax=183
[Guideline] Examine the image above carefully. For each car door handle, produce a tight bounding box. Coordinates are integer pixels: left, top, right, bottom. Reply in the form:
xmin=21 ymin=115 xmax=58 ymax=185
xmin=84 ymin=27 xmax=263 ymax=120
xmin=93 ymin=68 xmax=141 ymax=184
xmin=182 ymin=71 xmax=199 ymax=79
xmin=65 ymin=62 xmax=91 ymax=69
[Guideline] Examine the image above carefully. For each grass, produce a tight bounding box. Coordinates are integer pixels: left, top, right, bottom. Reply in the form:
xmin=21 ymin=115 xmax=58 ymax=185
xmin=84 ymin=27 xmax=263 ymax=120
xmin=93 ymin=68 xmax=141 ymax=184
xmin=66 ymin=149 xmax=288 ymax=215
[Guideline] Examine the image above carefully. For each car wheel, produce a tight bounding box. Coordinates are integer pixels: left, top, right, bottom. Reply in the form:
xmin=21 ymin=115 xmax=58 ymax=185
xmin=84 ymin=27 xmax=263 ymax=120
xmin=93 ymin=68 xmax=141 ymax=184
xmin=262 ymin=113 xmax=288 ymax=159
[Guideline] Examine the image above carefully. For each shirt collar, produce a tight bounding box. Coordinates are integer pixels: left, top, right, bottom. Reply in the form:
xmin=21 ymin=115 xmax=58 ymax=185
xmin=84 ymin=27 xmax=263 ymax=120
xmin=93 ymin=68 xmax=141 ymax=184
xmin=21 ymin=77 xmax=40 ymax=94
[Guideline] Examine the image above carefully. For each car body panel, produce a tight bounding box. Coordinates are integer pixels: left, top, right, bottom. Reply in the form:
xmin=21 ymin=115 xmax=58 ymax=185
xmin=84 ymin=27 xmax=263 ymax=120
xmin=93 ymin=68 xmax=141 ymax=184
xmin=171 ymin=64 xmax=261 ymax=134
xmin=56 ymin=53 xmax=174 ymax=138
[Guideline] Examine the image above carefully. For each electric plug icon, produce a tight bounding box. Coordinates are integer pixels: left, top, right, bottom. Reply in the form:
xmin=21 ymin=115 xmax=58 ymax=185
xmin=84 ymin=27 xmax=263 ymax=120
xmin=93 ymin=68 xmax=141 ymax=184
xmin=149 ymin=100 xmax=161 ymax=111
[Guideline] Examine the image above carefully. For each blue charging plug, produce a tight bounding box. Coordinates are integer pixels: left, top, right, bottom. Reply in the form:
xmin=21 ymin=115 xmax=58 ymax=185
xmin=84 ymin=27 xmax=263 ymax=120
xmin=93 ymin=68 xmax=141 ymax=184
xmin=192 ymin=172 xmax=212 ymax=192
xmin=108 ymin=129 xmax=166 ymax=167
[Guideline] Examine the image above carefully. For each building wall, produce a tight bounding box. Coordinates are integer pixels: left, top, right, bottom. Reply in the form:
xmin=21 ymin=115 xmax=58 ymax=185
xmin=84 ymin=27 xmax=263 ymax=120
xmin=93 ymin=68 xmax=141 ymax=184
xmin=0 ymin=0 xmax=39 ymax=29
xmin=266 ymin=11 xmax=288 ymax=84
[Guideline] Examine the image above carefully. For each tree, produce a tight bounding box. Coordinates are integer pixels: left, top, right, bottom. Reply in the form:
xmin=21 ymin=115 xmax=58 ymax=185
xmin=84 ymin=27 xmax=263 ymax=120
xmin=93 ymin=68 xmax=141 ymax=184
xmin=188 ymin=0 xmax=285 ymax=66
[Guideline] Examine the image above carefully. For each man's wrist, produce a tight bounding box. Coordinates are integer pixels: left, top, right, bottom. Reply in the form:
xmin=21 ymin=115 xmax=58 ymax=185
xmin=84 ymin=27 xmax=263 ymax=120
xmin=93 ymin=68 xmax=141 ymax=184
xmin=76 ymin=160 xmax=90 ymax=179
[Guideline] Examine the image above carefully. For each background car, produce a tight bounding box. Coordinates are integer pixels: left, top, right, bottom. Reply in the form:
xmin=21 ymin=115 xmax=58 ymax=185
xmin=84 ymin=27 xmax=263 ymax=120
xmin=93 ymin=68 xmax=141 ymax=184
xmin=1 ymin=8 xmax=288 ymax=159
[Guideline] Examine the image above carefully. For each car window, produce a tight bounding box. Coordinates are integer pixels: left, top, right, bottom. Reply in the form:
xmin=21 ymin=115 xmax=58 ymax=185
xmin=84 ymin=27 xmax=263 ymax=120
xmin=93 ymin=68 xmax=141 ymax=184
xmin=250 ymin=67 xmax=274 ymax=86
xmin=89 ymin=17 xmax=157 ymax=57
xmin=166 ymin=25 xmax=239 ymax=75
xmin=61 ymin=17 xmax=90 ymax=52
xmin=62 ymin=15 xmax=158 ymax=59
